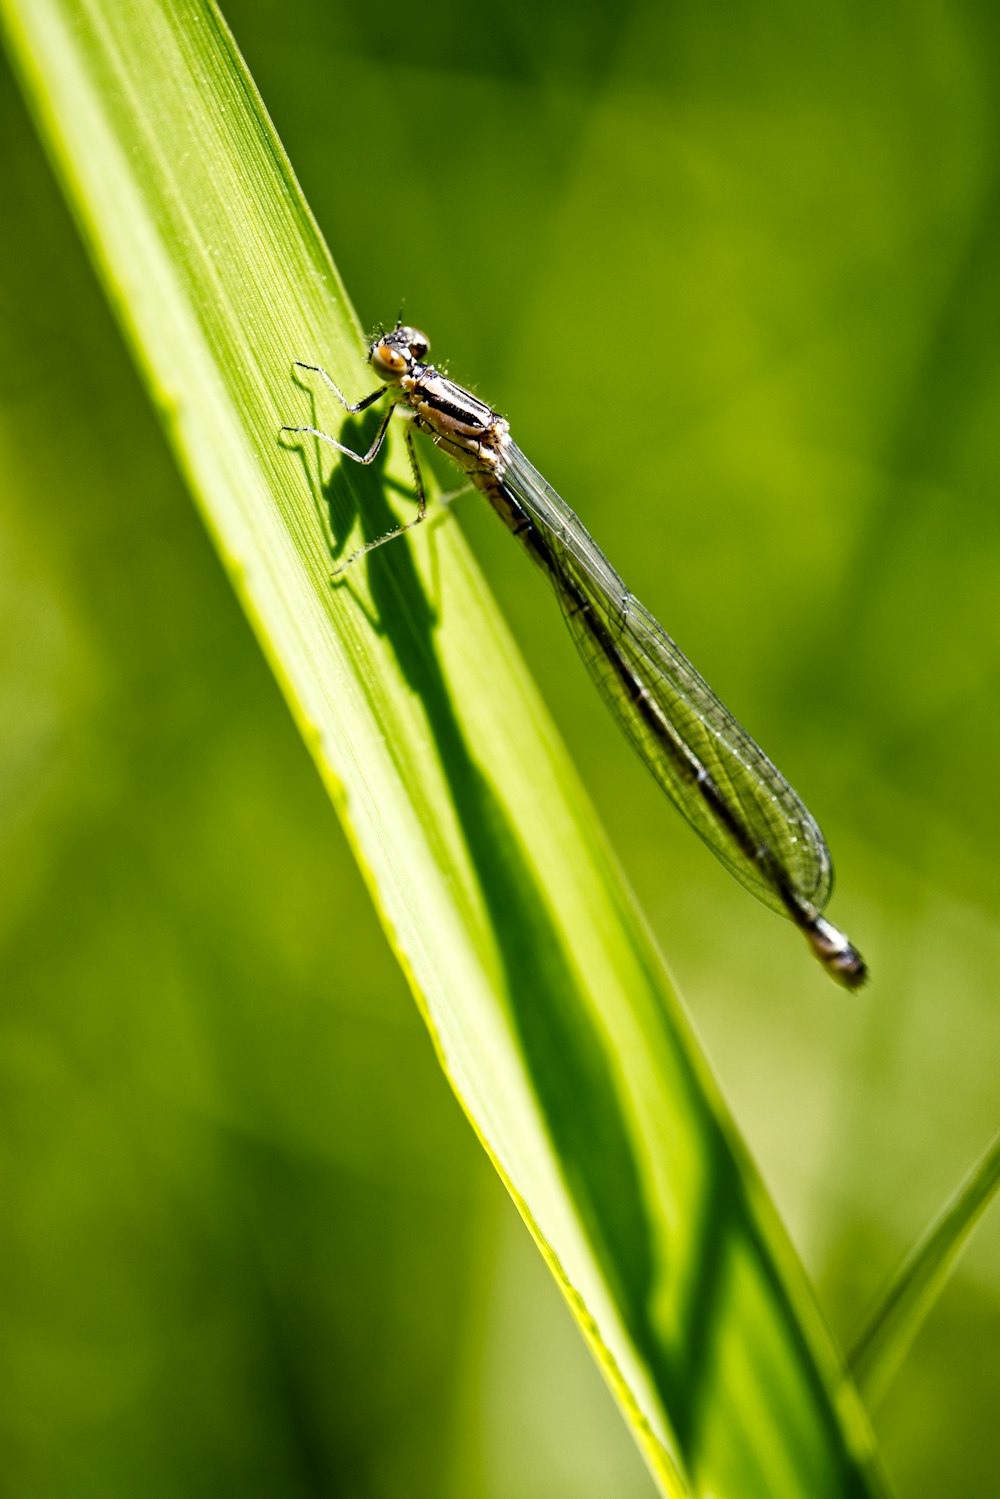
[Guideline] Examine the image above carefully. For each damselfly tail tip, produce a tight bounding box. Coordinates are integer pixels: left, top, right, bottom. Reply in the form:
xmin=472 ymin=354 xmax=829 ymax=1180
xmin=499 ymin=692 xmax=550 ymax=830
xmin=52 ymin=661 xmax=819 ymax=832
xmin=805 ymin=915 xmax=868 ymax=991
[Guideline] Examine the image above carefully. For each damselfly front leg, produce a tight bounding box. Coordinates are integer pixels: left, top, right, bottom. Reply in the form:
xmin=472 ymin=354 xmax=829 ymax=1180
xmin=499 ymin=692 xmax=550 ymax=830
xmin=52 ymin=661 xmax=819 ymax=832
xmin=282 ymin=359 xmax=396 ymax=468
xmin=282 ymin=360 xmax=430 ymax=574
xmin=293 ymin=360 xmax=386 ymax=416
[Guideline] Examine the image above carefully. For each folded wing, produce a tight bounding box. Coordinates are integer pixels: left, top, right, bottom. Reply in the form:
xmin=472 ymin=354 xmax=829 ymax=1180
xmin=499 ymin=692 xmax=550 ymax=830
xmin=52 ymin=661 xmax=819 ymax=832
xmin=501 ymin=443 xmax=834 ymax=918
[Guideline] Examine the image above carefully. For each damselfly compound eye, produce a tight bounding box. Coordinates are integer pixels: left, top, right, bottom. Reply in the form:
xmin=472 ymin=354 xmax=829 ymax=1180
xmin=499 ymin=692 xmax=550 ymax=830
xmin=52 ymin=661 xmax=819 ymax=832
xmin=370 ymin=340 xmax=407 ymax=381
xmin=402 ymin=327 xmax=429 ymax=359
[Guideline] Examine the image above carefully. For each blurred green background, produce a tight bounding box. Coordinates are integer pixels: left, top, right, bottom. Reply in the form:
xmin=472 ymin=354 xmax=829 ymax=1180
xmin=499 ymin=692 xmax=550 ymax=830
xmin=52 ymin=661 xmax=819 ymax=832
xmin=2 ymin=2 xmax=998 ymax=1495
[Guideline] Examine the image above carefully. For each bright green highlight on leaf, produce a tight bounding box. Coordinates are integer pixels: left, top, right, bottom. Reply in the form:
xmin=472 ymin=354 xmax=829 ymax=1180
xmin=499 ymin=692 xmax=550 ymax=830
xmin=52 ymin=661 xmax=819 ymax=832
xmin=1 ymin=0 xmax=887 ymax=1494
xmin=850 ymin=1128 xmax=1000 ymax=1409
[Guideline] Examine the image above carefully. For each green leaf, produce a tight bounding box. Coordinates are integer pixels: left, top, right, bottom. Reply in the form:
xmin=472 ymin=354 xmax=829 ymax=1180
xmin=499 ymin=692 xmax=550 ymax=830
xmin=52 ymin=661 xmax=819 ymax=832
xmin=0 ymin=1 xmax=886 ymax=1493
xmin=849 ymin=1128 xmax=1000 ymax=1409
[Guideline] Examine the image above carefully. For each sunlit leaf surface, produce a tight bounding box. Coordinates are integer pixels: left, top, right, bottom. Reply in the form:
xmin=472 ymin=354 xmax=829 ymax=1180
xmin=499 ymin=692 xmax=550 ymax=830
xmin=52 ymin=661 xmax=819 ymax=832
xmin=2 ymin=1 xmax=998 ymax=1496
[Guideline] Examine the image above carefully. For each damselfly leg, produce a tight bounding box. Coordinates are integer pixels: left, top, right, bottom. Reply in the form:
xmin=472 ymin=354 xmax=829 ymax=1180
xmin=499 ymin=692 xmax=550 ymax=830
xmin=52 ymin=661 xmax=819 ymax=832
xmin=282 ymin=360 xmax=429 ymax=573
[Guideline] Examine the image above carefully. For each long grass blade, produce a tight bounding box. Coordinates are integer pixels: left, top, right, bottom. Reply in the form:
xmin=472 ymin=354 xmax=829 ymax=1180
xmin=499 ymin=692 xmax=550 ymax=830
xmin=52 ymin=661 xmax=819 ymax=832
xmin=0 ymin=1 xmax=887 ymax=1493
xmin=849 ymin=1128 xmax=1000 ymax=1408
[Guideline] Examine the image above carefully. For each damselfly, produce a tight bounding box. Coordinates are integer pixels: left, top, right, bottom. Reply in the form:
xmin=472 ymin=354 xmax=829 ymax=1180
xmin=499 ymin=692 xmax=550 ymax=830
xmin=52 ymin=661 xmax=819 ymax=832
xmin=283 ymin=323 xmax=867 ymax=989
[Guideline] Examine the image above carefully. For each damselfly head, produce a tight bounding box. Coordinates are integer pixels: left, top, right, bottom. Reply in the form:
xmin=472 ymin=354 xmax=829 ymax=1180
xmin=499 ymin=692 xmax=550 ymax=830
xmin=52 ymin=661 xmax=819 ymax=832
xmin=369 ymin=324 xmax=430 ymax=382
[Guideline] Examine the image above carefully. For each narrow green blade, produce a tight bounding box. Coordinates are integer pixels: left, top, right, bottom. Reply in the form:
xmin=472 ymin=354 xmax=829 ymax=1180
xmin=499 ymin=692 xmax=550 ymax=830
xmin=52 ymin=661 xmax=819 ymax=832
xmin=849 ymin=1129 xmax=1000 ymax=1408
xmin=0 ymin=1 xmax=885 ymax=1493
